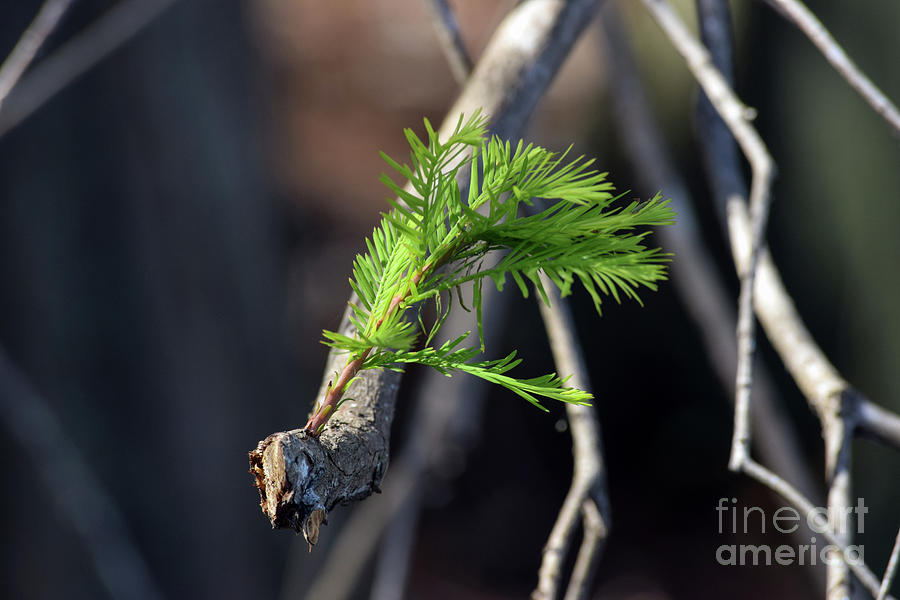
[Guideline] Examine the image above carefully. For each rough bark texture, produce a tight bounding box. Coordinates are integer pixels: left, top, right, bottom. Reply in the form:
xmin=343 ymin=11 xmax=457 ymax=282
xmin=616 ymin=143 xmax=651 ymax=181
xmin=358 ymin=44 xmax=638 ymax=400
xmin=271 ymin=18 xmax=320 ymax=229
xmin=249 ymin=304 xmax=400 ymax=544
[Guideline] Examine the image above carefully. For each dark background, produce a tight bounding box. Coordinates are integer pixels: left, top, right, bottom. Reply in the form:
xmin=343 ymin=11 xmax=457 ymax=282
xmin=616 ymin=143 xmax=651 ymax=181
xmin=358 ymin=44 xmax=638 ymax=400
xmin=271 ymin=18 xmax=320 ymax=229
xmin=1 ymin=1 xmax=898 ymax=598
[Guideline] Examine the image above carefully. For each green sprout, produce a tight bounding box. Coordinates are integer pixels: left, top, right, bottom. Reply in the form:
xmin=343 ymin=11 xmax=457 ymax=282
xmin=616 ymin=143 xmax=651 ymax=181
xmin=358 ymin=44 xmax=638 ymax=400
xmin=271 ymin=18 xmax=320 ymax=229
xmin=305 ymin=112 xmax=675 ymax=436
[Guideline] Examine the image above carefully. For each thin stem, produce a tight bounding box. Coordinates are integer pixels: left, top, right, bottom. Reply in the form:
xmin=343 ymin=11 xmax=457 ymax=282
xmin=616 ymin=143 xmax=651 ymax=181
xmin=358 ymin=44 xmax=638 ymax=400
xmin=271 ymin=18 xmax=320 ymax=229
xmin=856 ymin=397 xmax=900 ymax=451
xmin=741 ymin=459 xmax=892 ymax=599
xmin=305 ymin=250 xmax=445 ymax=435
xmin=824 ymin=421 xmax=853 ymax=600
xmin=425 ymin=0 xmax=473 ymax=85
xmin=878 ymin=527 xmax=900 ymax=600
xmin=532 ymin=271 xmax=609 ymax=600
xmin=638 ymin=0 xmax=775 ymax=473
xmin=761 ymin=0 xmax=900 ymax=137
xmin=0 ymin=0 xmax=74 ymax=108
xmin=0 ymin=0 xmax=180 ymax=138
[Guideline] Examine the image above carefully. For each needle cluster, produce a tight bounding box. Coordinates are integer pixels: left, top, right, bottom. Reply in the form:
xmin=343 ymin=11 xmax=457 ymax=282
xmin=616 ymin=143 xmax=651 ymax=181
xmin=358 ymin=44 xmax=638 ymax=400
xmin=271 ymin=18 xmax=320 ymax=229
xmin=305 ymin=113 xmax=674 ymax=435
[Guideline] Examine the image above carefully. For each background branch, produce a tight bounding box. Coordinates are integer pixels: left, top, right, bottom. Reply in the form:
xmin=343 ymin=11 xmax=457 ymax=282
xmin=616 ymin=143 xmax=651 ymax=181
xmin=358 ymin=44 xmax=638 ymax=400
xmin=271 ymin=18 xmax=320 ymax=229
xmin=760 ymin=0 xmax=900 ymax=137
xmin=601 ymin=0 xmax=819 ymax=499
xmin=425 ymin=0 xmax=473 ymax=85
xmin=640 ymin=0 xmax=777 ymax=476
xmin=690 ymin=1 xmax=900 ymax=597
xmin=0 ymin=0 xmax=180 ymax=138
xmin=0 ymin=0 xmax=73 ymax=108
xmin=532 ymin=271 xmax=610 ymax=600
xmin=879 ymin=527 xmax=900 ymax=600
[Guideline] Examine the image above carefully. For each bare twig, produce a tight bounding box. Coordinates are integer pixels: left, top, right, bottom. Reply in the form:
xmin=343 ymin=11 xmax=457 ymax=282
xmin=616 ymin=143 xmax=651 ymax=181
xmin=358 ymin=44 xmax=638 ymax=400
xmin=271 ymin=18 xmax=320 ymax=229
xmin=638 ymin=0 xmax=775 ymax=476
xmin=855 ymin=397 xmax=900 ymax=451
xmin=600 ymin=0 xmax=820 ymax=501
xmin=0 ymin=345 xmax=164 ymax=600
xmin=689 ymin=1 xmax=900 ymax=598
xmin=0 ymin=0 xmax=180 ymax=138
xmin=761 ymin=0 xmax=900 ymax=137
xmin=448 ymin=0 xmax=601 ymax=142
xmin=532 ymin=273 xmax=610 ymax=600
xmin=878 ymin=527 xmax=900 ymax=600
xmin=0 ymin=0 xmax=74 ymax=108
xmin=741 ymin=459 xmax=889 ymax=599
xmin=425 ymin=0 xmax=474 ymax=84
xmin=600 ymin=7 xmax=824 ymax=592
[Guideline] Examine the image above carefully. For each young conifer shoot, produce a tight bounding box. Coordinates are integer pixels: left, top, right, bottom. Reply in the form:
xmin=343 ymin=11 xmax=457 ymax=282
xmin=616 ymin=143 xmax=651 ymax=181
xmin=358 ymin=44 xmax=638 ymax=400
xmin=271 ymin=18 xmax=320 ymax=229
xmin=304 ymin=113 xmax=675 ymax=436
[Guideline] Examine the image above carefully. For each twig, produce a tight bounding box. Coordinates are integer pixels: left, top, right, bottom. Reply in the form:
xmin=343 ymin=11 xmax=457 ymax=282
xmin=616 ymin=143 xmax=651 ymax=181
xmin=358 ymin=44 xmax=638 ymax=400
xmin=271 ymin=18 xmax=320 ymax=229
xmin=600 ymin=7 xmax=824 ymax=591
xmin=447 ymin=0 xmax=601 ymax=142
xmin=0 ymin=0 xmax=74 ymax=108
xmin=761 ymin=0 xmax=900 ymax=137
xmin=741 ymin=459 xmax=889 ymax=599
xmin=0 ymin=345 xmax=164 ymax=600
xmin=878 ymin=527 xmax=900 ymax=600
xmin=855 ymin=397 xmax=900 ymax=451
xmin=824 ymin=421 xmax=854 ymax=599
xmin=690 ymin=1 xmax=900 ymax=597
xmin=601 ymin=0 xmax=820 ymax=499
xmin=638 ymin=0 xmax=775 ymax=475
xmin=253 ymin=0 xmax=603 ymax=546
xmin=425 ymin=0 xmax=474 ymax=85
xmin=0 ymin=0 xmax=180 ymax=138
xmin=532 ymin=272 xmax=610 ymax=600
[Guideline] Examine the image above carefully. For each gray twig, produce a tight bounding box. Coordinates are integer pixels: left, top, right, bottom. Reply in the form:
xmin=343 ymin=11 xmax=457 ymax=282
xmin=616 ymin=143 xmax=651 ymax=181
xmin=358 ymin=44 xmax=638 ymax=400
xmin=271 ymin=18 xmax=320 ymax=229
xmin=855 ymin=397 xmax=900 ymax=451
xmin=689 ymin=1 xmax=900 ymax=598
xmin=0 ymin=0 xmax=74 ymax=108
xmin=425 ymin=0 xmax=474 ymax=84
xmin=0 ymin=0 xmax=180 ymax=138
xmin=638 ymin=0 xmax=776 ymax=474
xmin=600 ymin=5 xmax=824 ymax=590
xmin=761 ymin=0 xmax=900 ymax=137
xmin=532 ymin=273 xmax=610 ymax=600
xmin=742 ymin=459 xmax=889 ymax=599
xmin=878 ymin=527 xmax=900 ymax=600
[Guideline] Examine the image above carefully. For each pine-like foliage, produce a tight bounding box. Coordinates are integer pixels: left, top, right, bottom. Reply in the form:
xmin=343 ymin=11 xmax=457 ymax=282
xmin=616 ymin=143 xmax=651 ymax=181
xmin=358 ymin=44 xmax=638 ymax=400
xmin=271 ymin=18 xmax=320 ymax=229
xmin=321 ymin=112 xmax=674 ymax=416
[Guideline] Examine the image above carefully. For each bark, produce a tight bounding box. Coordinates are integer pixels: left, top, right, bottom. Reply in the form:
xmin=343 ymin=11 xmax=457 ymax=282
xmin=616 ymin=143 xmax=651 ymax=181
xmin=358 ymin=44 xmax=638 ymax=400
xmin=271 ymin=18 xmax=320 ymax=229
xmin=249 ymin=305 xmax=400 ymax=544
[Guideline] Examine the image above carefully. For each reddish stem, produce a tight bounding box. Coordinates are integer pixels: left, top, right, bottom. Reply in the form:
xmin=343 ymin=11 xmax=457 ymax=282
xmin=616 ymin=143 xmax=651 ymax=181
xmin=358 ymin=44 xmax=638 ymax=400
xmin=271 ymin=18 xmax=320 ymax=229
xmin=305 ymin=261 xmax=435 ymax=436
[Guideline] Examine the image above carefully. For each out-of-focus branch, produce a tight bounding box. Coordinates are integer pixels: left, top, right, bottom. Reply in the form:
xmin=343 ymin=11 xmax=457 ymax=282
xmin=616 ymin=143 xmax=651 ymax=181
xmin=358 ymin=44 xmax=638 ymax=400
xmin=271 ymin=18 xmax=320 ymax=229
xmin=600 ymin=8 xmax=824 ymax=593
xmin=688 ymin=1 xmax=900 ymax=598
xmin=252 ymin=0 xmax=602 ymax=546
xmin=741 ymin=458 xmax=889 ymax=598
xmin=0 ymin=0 xmax=180 ymax=138
xmin=855 ymin=398 xmax=900 ymax=451
xmin=0 ymin=345 xmax=164 ymax=600
xmin=879 ymin=527 xmax=900 ymax=600
xmin=532 ymin=272 xmax=610 ymax=600
xmin=639 ymin=0 xmax=776 ymax=480
xmin=446 ymin=0 xmax=601 ymax=142
xmin=760 ymin=0 xmax=900 ymax=137
xmin=0 ymin=0 xmax=73 ymax=108
xmin=600 ymin=0 xmax=821 ymax=501
xmin=425 ymin=0 xmax=473 ymax=84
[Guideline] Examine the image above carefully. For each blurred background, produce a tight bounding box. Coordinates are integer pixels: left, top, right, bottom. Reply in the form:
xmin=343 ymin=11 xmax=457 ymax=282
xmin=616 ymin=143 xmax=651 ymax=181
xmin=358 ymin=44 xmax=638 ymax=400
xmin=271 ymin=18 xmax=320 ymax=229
xmin=1 ymin=0 xmax=898 ymax=598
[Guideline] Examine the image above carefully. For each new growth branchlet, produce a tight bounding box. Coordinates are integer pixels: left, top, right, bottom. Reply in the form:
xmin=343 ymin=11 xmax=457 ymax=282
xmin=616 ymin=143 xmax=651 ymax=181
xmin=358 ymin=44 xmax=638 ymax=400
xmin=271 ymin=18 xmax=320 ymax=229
xmin=304 ymin=113 xmax=675 ymax=436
